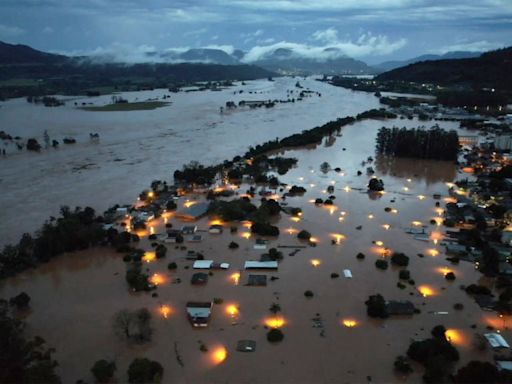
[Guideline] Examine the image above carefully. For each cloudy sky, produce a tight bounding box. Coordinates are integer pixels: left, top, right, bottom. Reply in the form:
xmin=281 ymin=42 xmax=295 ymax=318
xmin=0 ymin=0 xmax=511 ymax=64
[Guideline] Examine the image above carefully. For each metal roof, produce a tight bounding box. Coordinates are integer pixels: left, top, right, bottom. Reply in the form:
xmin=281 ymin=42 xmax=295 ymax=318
xmin=484 ymin=333 xmax=510 ymax=348
xmin=193 ymin=260 xmax=214 ymax=269
xmin=244 ymin=261 xmax=278 ymax=269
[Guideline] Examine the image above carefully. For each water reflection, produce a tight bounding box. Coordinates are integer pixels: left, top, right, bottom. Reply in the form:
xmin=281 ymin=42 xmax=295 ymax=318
xmin=374 ymin=154 xmax=457 ymax=185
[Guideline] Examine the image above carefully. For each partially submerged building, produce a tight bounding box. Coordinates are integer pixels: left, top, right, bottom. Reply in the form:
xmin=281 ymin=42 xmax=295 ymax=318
xmin=186 ymin=302 xmax=213 ymax=327
xmin=175 ymin=202 xmax=209 ymax=221
xmin=244 ymin=261 xmax=278 ymax=270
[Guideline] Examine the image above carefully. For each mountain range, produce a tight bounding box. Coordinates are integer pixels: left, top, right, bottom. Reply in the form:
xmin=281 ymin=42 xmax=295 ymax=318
xmin=375 ymin=51 xmax=482 ymax=72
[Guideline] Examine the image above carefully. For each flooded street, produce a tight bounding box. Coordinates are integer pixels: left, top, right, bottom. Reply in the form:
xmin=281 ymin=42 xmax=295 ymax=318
xmin=0 ymin=77 xmax=379 ymax=246
xmin=1 ymin=104 xmax=507 ymax=383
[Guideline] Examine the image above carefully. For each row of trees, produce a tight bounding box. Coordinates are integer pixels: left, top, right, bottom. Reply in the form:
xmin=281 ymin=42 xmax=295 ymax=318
xmin=376 ymin=126 xmax=459 ymax=161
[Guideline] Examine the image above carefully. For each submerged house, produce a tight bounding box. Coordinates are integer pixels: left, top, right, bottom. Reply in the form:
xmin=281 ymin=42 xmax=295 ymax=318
xmin=175 ymin=202 xmax=209 ymax=221
xmin=186 ymin=302 xmax=213 ymax=327
xmin=244 ymin=261 xmax=278 ymax=270
xmin=386 ymin=300 xmax=415 ymax=316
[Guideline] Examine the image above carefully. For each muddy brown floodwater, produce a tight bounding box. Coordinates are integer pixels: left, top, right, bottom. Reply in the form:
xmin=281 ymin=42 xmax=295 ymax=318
xmin=1 ymin=92 xmax=508 ymax=383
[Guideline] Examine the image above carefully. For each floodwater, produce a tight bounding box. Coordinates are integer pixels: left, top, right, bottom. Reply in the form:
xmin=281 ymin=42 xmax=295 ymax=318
xmin=0 ymin=76 xmax=379 ymax=246
xmin=1 ymin=99 xmax=507 ymax=383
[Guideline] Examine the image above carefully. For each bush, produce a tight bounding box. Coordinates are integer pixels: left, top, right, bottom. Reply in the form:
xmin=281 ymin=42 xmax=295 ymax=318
xmin=213 ymin=298 xmax=224 ymax=304
xmin=91 ymin=360 xmax=116 ymax=383
xmin=397 ymin=282 xmax=406 ymax=289
xmin=394 ymin=355 xmax=412 ymax=374
xmin=454 ymin=361 xmax=499 ymax=383
xmin=330 ymin=273 xmax=339 ymax=279
xmin=267 ymin=328 xmax=284 ymax=343
xmin=391 ymin=252 xmax=409 ymax=267
xmin=368 ymin=178 xmax=384 ymax=191
xmin=465 ymin=284 xmax=491 ymax=295
xmin=304 ymin=290 xmax=314 ymax=298
xmin=9 ymin=292 xmax=30 ymax=309
xmin=445 ymin=272 xmax=456 ymax=281
xmin=453 ymin=303 xmax=464 ymax=311
xmin=314 ymin=198 xmax=323 ymax=205
xmin=356 ymin=252 xmax=365 ymax=260
xmin=155 ymin=244 xmax=167 ymax=259
xmin=167 ymin=262 xmax=177 ymax=270
xmin=375 ymin=259 xmax=388 ymax=270
xmin=228 ymin=241 xmax=239 ymax=249
xmin=127 ymin=358 xmax=163 ymax=384
xmin=251 ymin=222 xmax=280 ymax=236
xmin=399 ymin=270 xmax=410 ymax=280
xmin=365 ymin=294 xmax=388 ymax=318
xmin=297 ymin=230 xmax=311 ymax=240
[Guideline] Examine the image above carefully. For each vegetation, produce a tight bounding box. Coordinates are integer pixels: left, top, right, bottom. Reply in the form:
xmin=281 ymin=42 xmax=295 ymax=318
xmin=390 ymin=252 xmax=410 ymax=267
xmin=0 ymin=206 xmax=106 ymax=278
xmin=127 ymin=358 xmax=163 ymax=384
xmin=267 ymin=328 xmax=284 ymax=343
xmin=453 ymin=360 xmax=511 ymax=383
xmin=155 ymin=244 xmax=167 ymax=259
xmin=228 ymin=241 xmax=239 ymax=249
xmin=394 ymin=355 xmax=412 ymax=374
xmin=365 ymin=294 xmax=388 ymax=318
xmin=9 ymin=292 xmax=30 ymax=309
xmin=297 ymin=230 xmax=311 ymax=240
xmin=376 ymin=126 xmax=459 ymax=161
xmin=91 ymin=360 xmax=116 ymax=383
xmin=0 ymin=303 xmax=61 ymax=383
xmin=368 ymin=178 xmax=385 ymax=191
xmin=80 ymin=101 xmax=170 ymax=112
xmin=250 ymin=222 xmax=280 ymax=236
xmin=113 ymin=308 xmax=152 ymax=344
xmin=126 ymin=264 xmax=152 ymax=292
xmin=304 ymin=290 xmax=314 ymax=298
xmin=375 ymin=259 xmax=389 ymax=270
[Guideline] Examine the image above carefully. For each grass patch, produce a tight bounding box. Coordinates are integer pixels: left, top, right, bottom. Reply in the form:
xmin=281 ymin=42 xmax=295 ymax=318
xmin=80 ymin=101 xmax=170 ymax=112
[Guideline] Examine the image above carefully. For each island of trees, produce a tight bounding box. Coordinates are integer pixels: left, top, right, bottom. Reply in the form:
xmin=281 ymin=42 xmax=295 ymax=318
xmin=375 ymin=126 xmax=459 ymax=161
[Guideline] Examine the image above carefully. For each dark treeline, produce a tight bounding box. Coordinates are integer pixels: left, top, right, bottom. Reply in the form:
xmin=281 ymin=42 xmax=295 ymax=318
xmin=376 ymin=126 xmax=459 ymax=161
xmin=0 ymin=206 xmax=106 ymax=278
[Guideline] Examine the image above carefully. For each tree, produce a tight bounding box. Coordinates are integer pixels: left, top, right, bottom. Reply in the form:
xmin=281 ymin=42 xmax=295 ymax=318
xmin=0 ymin=307 xmax=60 ymax=383
xmin=155 ymin=244 xmax=167 ymax=259
xmin=297 ymin=230 xmax=311 ymax=240
xmin=368 ymin=178 xmax=385 ymax=192
xmin=375 ymin=259 xmax=389 ymax=270
xmin=113 ymin=309 xmax=152 ymax=344
xmin=91 ymin=360 xmax=116 ymax=383
xmin=267 ymin=329 xmax=284 ymax=343
xmin=9 ymin=292 xmax=30 ymax=309
xmin=454 ymin=361 xmax=499 ymax=383
xmin=390 ymin=252 xmax=409 ymax=267
xmin=365 ymin=294 xmax=388 ymax=318
xmin=127 ymin=358 xmax=163 ymax=384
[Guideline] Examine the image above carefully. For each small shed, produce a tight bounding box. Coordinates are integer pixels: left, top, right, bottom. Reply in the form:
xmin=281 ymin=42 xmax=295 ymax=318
xmin=247 ymin=275 xmax=267 ymax=286
xmin=191 ymin=273 xmax=208 ymax=285
xmin=484 ymin=333 xmax=510 ymax=348
xmin=209 ymin=225 xmax=223 ymax=234
xmin=244 ymin=261 xmax=278 ymax=270
xmin=193 ymin=260 xmax=214 ymax=269
xmin=343 ymin=269 xmax=352 ymax=278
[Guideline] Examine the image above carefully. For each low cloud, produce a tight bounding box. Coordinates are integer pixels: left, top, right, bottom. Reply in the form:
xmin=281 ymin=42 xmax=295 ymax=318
xmin=243 ymin=31 xmax=407 ymax=62
xmin=0 ymin=24 xmax=25 ymax=38
xmin=435 ymin=40 xmax=505 ymax=54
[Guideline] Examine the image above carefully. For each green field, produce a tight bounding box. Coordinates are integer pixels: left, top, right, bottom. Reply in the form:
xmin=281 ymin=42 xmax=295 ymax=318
xmin=79 ymin=101 xmax=171 ymax=112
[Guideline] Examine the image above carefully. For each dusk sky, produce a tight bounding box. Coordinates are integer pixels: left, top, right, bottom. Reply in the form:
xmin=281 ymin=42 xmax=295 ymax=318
xmin=0 ymin=0 xmax=511 ymax=64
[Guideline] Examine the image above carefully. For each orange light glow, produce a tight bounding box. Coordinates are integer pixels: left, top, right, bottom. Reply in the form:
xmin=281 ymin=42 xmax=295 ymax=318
xmin=148 ymin=191 xmax=154 ymax=198
xmin=428 ymin=248 xmax=439 ymax=257
xmin=412 ymin=220 xmax=422 ymax=226
xmin=382 ymin=224 xmax=391 ymax=230
xmin=329 ymin=207 xmax=336 ymax=215
xmin=265 ymin=317 xmax=285 ymax=328
xmin=212 ymin=346 xmax=228 ymax=364
xmin=226 ymin=304 xmax=239 ymax=316
xmin=230 ymin=272 xmax=240 ymax=285
xmin=342 ymin=319 xmax=358 ymax=328
xmin=462 ymin=167 xmax=474 ymax=173
xmin=368 ymin=214 xmax=374 ymax=219
xmin=435 ymin=208 xmax=444 ymax=216
xmin=444 ymin=197 xmax=457 ymax=204
xmin=241 ymin=232 xmax=251 ymax=239
xmin=391 ymin=209 xmax=398 ymax=214
xmin=150 ymin=273 xmax=166 ymax=286
xmin=403 ymin=187 xmax=409 ymax=192
xmin=241 ymin=221 xmax=252 ymax=228
xmin=340 ymin=211 xmax=347 ymax=216
xmin=343 ymin=186 xmax=351 ymax=192
xmin=331 ymin=233 xmax=345 ymax=243
xmin=160 ymin=305 xmax=171 ymax=318
xmin=209 ymin=219 xmax=224 ymax=226
xmin=184 ymin=200 xmax=196 ymax=208
xmin=150 ymin=226 xmax=155 ymax=235
xmin=309 ymin=237 xmax=319 ymax=244
xmin=310 ymin=259 xmax=321 ymax=267
xmin=143 ymin=251 xmax=156 ymax=263
xmin=445 ymin=329 xmax=465 ymax=345
xmin=290 ymin=217 xmax=301 ymax=223
xmin=418 ymin=285 xmax=435 ymax=297
xmin=375 ymin=240 xmax=384 ymax=247
xmin=288 ymin=227 xmax=298 ymax=235
xmin=338 ymin=217 xmax=345 ymax=222
xmin=417 ymin=195 xmax=426 ymax=200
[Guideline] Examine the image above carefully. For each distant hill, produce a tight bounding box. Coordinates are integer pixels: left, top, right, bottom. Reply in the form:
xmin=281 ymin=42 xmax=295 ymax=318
xmin=251 ymin=47 xmax=373 ymax=75
xmin=0 ymin=41 xmax=68 ymax=64
xmin=375 ymin=51 xmax=481 ymax=72
xmin=0 ymin=41 xmax=274 ymax=99
xmin=376 ymin=47 xmax=512 ymax=90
